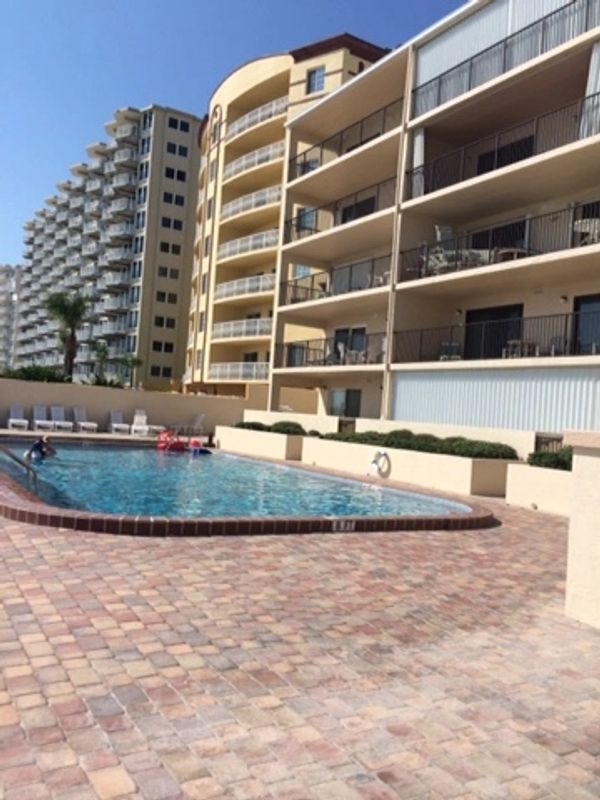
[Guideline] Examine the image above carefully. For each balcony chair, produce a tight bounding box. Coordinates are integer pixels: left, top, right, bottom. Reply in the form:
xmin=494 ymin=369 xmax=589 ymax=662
xmin=73 ymin=407 xmax=98 ymax=433
xmin=7 ymin=406 xmax=29 ymax=430
xmin=50 ymin=406 xmax=74 ymax=432
xmin=33 ymin=405 xmax=55 ymax=431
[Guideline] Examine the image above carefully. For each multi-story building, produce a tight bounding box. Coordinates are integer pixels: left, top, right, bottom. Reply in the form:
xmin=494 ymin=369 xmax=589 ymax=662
xmin=269 ymin=0 xmax=600 ymax=435
xmin=17 ymin=105 xmax=201 ymax=388
xmin=0 ymin=265 xmax=19 ymax=372
xmin=184 ymin=35 xmax=388 ymax=396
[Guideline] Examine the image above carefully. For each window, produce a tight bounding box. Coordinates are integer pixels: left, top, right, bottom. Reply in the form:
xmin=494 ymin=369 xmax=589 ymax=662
xmin=160 ymin=241 xmax=169 ymax=253
xmin=140 ymin=137 xmax=151 ymax=154
xmin=293 ymin=265 xmax=312 ymax=279
xmin=151 ymin=365 xmax=161 ymax=376
xmin=179 ymin=120 xmax=189 ymax=133
xmin=168 ymin=116 xmax=178 ymax=129
xmin=133 ymin=235 xmax=144 ymax=254
xmin=152 ymin=341 xmax=163 ymax=352
xmin=128 ymin=311 xmax=138 ymax=328
xmin=142 ymin=111 xmax=153 ymax=130
xmin=176 ymin=170 xmax=186 ymax=182
xmin=209 ymin=160 xmax=217 ymax=180
xmin=161 ymin=217 xmax=172 ymax=228
xmin=329 ymin=389 xmax=361 ymax=418
xmin=156 ymin=291 xmax=166 ymax=302
xmin=135 ymin=210 xmax=145 ymax=229
xmin=178 ymin=145 xmax=188 ymax=157
xmin=166 ymin=141 xmax=177 ymax=154
xmin=172 ymin=243 xmax=181 ymax=255
xmin=199 ymin=312 xmax=205 ymax=332
xmin=166 ymin=317 xmax=175 ymax=329
xmin=201 ymin=273 xmax=208 ymax=294
xmin=162 ymin=367 xmax=172 ymax=378
xmin=163 ymin=191 xmax=173 ymax=204
xmin=244 ymin=352 xmax=258 ymax=363
xmin=167 ymin=292 xmax=177 ymax=304
xmin=137 ymin=186 xmax=147 ymax=204
xmin=298 ymin=207 xmax=317 ymax=234
xmin=341 ymin=195 xmax=376 ymax=224
xmin=127 ymin=334 xmax=137 ymax=352
xmin=139 ymin=162 xmax=149 ymax=180
xmin=165 ymin=167 xmax=175 ymax=179
xmin=175 ymin=194 xmax=184 ymax=207
xmin=129 ymin=286 xmax=140 ymax=303
xmin=158 ymin=266 xmax=168 ymax=277
xmin=154 ymin=316 xmax=165 ymax=327
xmin=195 ymin=349 xmax=203 ymax=368
xmin=164 ymin=342 xmax=174 ymax=354
xmin=173 ymin=219 xmax=183 ymax=231
xmin=169 ymin=268 xmax=179 ymax=279
xmin=306 ymin=66 xmax=325 ymax=95
xmin=131 ymin=261 xmax=142 ymax=278
xmin=206 ymin=198 xmax=213 ymax=219
xmin=203 ymin=235 xmax=211 ymax=258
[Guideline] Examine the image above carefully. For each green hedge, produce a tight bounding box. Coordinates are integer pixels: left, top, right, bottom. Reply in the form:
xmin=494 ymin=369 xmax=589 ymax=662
xmin=234 ymin=420 xmax=306 ymax=435
xmin=527 ymin=447 xmax=573 ymax=471
xmin=234 ymin=421 xmax=271 ymax=431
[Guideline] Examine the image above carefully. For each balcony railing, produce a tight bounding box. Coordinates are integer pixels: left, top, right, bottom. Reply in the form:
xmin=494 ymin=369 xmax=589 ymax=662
xmin=226 ymin=96 xmax=288 ymax=141
xmin=112 ymin=173 xmax=136 ymax=190
xmin=212 ymin=318 xmax=273 ymax=340
xmin=208 ymin=362 xmax=270 ymax=381
xmin=214 ymin=273 xmax=276 ymax=300
xmin=281 ymin=255 xmax=392 ymax=305
xmin=284 ymin=178 xmax=396 ymax=243
xmin=217 ymin=229 xmax=279 ymax=260
xmin=399 ymin=199 xmax=600 ymax=281
xmin=413 ymin=0 xmax=600 ymax=118
xmin=408 ymin=92 xmax=600 ymax=198
xmin=223 ymin=141 xmax=285 ymax=181
xmin=289 ymin=98 xmax=404 ymax=180
xmin=393 ymin=310 xmax=600 ymax=364
xmin=221 ymin=186 xmax=281 ymax=220
xmin=275 ymin=332 xmax=387 ymax=368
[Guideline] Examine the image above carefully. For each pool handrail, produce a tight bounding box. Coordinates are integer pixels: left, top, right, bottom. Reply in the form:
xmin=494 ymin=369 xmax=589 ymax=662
xmin=0 ymin=444 xmax=38 ymax=491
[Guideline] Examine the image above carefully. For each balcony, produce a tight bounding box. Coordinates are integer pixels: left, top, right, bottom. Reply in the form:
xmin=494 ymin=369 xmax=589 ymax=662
xmin=281 ymin=255 xmax=392 ymax=306
xmin=212 ymin=317 xmax=272 ymax=340
xmin=81 ymin=263 xmax=98 ymax=278
xmin=407 ymin=93 xmax=600 ymax=199
xmin=105 ymin=247 xmax=132 ymax=264
xmin=275 ymin=332 xmax=387 ymax=369
xmin=83 ymin=220 xmax=100 ymax=236
xmin=214 ymin=273 xmax=276 ymax=301
xmin=115 ymin=123 xmax=139 ymax=141
xmin=109 ymin=197 xmax=135 ymax=215
xmin=56 ymin=211 xmax=68 ymax=223
xmin=69 ymin=196 xmax=84 ymax=211
xmin=208 ymin=362 xmax=270 ymax=381
xmin=67 ymin=234 xmax=82 ymax=248
xmin=223 ymin=141 xmax=285 ymax=181
xmin=217 ymin=229 xmax=278 ymax=261
xmin=226 ymin=96 xmax=288 ymax=141
xmin=68 ymin=215 xmax=83 ymax=229
xmin=221 ymin=186 xmax=281 ymax=221
xmin=106 ymin=222 xmax=134 ymax=239
xmin=86 ymin=178 xmax=103 ymax=194
xmin=413 ymin=0 xmax=600 ymax=118
xmin=284 ymin=177 xmax=396 ymax=244
xmin=289 ymin=98 xmax=404 ymax=181
xmin=100 ymin=321 xmax=127 ymax=337
xmin=82 ymin=242 xmax=100 ymax=257
xmin=399 ymin=200 xmax=600 ymax=283
xmin=112 ymin=173 xmax=136 ymax=192
xmin=84 ymin=200 xmax=102 ymax=216
xmin=114 ymin=148 xmax=139 ymax=167
xmin=104 ymin=161 xmax=116 ymax=176
xmin=393 ymin=309 xmax=600 ymax=364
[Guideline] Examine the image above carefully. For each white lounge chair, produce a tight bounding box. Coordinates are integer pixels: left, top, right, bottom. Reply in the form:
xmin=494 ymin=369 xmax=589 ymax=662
xmin=109 ymin=410 xmax=130 ymax=434
xmin=33 ymin=405 xmax=54 ymax=431
xmin=130 ymin=409 xmax=150 ymax=436
xmin=73 ymin=407 xmax=98 ymax=433
xmin=7 ymin=406 xmax=29 ymax=430
xmin=51 ymin=406 xmax=74 ymax=432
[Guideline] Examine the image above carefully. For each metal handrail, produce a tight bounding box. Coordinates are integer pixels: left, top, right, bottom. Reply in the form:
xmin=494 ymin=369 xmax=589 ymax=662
xmin=0 ymin=445 xmax=38 ymax=491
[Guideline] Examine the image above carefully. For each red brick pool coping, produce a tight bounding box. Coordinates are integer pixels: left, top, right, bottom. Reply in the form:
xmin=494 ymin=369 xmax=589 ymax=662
xmin=0 ymin=467 xmax=495 ymax=535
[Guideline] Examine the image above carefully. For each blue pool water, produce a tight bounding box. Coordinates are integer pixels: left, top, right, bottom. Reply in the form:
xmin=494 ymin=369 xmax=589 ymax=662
xmin=3 ymin=444 xmax=471 ymax=519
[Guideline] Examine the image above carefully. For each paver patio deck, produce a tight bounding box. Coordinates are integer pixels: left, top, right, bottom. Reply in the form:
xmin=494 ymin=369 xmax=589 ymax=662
xmin=0 ymin=504 xmax=598 ymax=799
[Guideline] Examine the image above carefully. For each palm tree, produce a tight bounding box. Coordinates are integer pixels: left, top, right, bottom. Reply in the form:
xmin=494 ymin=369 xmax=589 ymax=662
xmin=90 ymin=340 xmax=109 ymax=382
xmin=118 ymin=355 xmax=143 ymax=389
xmin=45 ymin=293 xmax=88 ymax=381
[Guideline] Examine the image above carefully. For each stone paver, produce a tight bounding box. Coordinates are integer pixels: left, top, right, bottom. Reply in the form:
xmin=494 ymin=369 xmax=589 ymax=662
xmin=0 ymin=504 xmax=599 ymax=799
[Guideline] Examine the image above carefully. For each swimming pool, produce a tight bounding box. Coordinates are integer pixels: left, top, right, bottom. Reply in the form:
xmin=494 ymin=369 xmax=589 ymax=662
xmin=4 ymin=443 xmax=471 ymax=520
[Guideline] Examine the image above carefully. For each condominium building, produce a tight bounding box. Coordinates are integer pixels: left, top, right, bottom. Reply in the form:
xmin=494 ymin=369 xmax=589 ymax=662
xmin=17 ymin=105 xmax=201 ymax=387
xmin=266 ymin=0 xmax=600 ymax=434
xmin=0 ymin=265 xmax=19 ymax=371
xmin=184 ymin=35 xmax=388 ymax=395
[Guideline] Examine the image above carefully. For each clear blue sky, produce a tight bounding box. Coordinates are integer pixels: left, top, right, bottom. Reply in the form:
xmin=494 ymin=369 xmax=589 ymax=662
xmin=0 ymin=0 xmax=463 ymax=264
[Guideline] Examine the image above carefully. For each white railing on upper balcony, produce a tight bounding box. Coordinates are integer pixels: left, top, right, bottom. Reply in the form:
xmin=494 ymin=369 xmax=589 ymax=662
xmin=214 ymin=273 xmax=276 ymax=301
xmin=208 ymin=362 xmax=270 ymax=381
xmin=212 ymin=317 xmax=273 ymax=340
xmin=221 ymin=186 xmax=282 ymax=220
xmin=223 ymin=141 xmax=285 ymax=181
xmin=217 ymin=229 xmax=278 ymax=261
xmin=226 ymin=96 xmax=288 ymax=141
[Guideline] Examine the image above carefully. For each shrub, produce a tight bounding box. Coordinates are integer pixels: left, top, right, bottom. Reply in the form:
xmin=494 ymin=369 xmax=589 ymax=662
xmin=307 ymin=430 xmax=322 ymax=437
xmin=270 ymin=421 xmax=306 ymax=435
xmin=2 ymin=365 xmax=67 ymax=383
xmin=234 ymin=421 xmax=271 ymax=431
xmin=382 ymin=429 xmax=415 ymax=449
xmin=445 ymin=438 xmax=517 ymax=460
xmin=528 ymin=447 xmax=573 ymax=471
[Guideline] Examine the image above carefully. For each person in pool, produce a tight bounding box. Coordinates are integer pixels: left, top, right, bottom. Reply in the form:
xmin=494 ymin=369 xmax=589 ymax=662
xmin=25 ymin=435 xmax=56 ymax=462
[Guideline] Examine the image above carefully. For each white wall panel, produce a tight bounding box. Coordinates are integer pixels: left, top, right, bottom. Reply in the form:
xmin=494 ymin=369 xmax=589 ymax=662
xmin=391 ymin=367 xmax=600 ymax=432
xmin=510 ymin=0 xmax=573 ymax=32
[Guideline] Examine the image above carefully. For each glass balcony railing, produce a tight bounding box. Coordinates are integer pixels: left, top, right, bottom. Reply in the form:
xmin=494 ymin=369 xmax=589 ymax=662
xmin=275 ymin=332 xmax=387 ymax=368
xmin=399 ymin=199 xmax=600 ymax=281
xmin=289 ymin=98 xmax=404 ymax=180
xmin=223 ymin=141 xmax=285 ymax=181
xmin=407 ymin=93 xmax=600 ymax=198
xmin=208 ymin=362 xmax=270 ymax=381
xmin=221 ymin=186 xmax=281 ymax=220
xmin=214 ymin=273 xmax=277 ymax=300
xmin=280 ymin=255 xmax=392 ymax=305
xmin=217 ymin=229 xmax=279 ymax=260
xmin=212 ymin=318 xmax=273 ymax=340
xmin=226 ymin=96 xmax=288 ymax=141
xmin=413 ymin=0 xmax=600 ymax=117
xmin=284 ymin=178 xmax=396 ymax=243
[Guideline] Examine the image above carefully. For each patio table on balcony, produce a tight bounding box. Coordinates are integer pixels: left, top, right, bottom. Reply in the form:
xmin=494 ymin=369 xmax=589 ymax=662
xmin=502 ymin=340 xmax=538 ymax=358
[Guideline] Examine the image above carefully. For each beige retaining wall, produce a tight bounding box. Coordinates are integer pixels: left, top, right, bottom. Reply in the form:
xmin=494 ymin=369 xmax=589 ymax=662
xmin=505 ymin=463 xmax=572 ymax=517
xmin=301 ymin=437 xmax=511 ymax=497
xmin=215 ymin=426 xmax=303 ymax=461
xmin=0 ymin=378 xmax=264 ymax=433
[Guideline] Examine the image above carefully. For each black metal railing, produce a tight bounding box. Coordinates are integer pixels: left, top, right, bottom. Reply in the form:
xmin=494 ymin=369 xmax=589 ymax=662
xmin=280 ymin=255 xmax=392 ymax=305
xmin=398 ymin=199 xmax=600 ymax=281
xmin=284 ymin=178 xmax=396 ymax=243
xmin=289 ymin=98 xmax=403 ymax=180
xmin=413 ymin=0 xmax=600 ymax=117
xmin=275 ymin=332 xmax=387 ymax=368
xmin=535 ymin=433 xmax=564 ymax=453
xmin=407 ymin=92 xmax=600 ymax=198
xmin=393 ymin=310 xmax=600 ymax=364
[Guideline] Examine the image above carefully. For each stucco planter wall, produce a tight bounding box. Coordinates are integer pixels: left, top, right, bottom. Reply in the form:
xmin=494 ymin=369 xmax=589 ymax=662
xmin=215 ymin=426 xmax=303 ymax=461
xmin=243 ymin=410 xmax=340 ymax=434
xmin=506 ymin=463 xmax=572 ymax=516
xmin=301 ymin=437 xmax=511 ymax=497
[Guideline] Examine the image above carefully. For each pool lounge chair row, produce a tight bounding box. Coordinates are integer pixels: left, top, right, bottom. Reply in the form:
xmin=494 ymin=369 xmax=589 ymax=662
xmin=6 ymin=406 xmax=168 ymax=435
